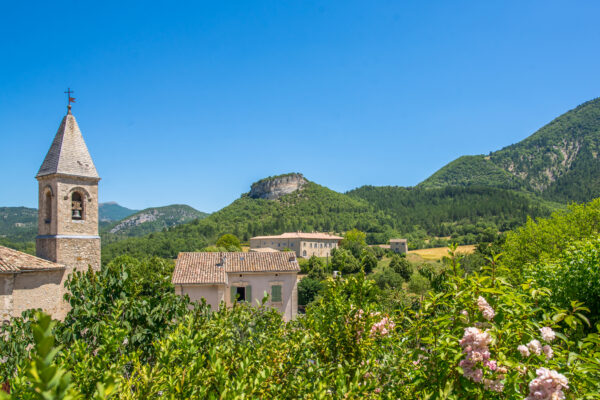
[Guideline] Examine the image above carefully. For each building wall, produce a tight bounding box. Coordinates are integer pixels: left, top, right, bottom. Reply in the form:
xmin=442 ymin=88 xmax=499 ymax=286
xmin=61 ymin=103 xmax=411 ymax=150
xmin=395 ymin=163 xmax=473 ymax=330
xmin=390 ymin=240 xmax=408 ymax=254
xmin=0 ymin=269 xmax=70 ymax=320
xmin=250 ymin=237 xmax=339 ymax=258
xmin=179 ymin=284 xmax=224 ymax=311
xmin=227 ymin=272 xmax=298 ymax=321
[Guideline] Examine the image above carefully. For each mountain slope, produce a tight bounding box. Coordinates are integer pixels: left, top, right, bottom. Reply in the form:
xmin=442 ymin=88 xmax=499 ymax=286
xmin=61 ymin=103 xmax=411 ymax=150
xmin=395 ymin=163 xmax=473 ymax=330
xmin=99 ymin=202 xmax=139 ymax=222
xmin=101 ymin=204 xmax=208 ymax=240
xmin=419 ymin=97 xmax=600 ymax=202
xmin=101 ymin=175 xmax=554 ymax=263
xmin=0 ymin=207 xmax=37 ymax=243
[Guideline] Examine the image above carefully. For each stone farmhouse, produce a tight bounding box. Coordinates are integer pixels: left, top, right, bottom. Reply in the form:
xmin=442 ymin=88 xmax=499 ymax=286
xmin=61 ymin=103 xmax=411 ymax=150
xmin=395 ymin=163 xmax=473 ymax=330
xmin=249 ymin=232 xmax=342 ymax=258
xmin=390 ymin=239 xmax=408 ymax=254
xmin=172 ymin=252 xmax=300 ymax=321
xmin=0 ymin=104 xmax=101 ymax=320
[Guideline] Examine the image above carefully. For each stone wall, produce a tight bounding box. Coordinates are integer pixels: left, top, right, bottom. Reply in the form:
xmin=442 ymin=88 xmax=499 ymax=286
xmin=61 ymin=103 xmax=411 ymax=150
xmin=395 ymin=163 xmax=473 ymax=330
xmin=249 ymin=173 xmax=307 ymax=200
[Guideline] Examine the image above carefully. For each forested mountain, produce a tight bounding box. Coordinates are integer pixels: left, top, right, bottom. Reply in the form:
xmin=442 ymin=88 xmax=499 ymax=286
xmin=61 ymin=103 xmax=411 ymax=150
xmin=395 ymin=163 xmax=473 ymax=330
xmin=99 ymin=202 xmax=139 ymax=222
xmin=101 ymin=176 xmax=554 ymax=263
xmin=420 ymin=97 xmax=600 ymax=202
xmin=0 ymin=207 xmax=37 ymax=252
xmin=101 ymin=204 xmax=208 ymax=242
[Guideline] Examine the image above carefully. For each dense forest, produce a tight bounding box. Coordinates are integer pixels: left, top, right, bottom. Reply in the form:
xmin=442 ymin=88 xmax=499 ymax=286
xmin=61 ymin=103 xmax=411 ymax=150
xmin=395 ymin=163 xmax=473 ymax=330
xmin=101 ymin=181 xmax=555 ymax=263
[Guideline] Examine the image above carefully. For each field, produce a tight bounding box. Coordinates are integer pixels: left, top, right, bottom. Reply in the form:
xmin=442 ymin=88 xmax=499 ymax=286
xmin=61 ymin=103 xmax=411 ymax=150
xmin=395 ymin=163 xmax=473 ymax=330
xmin=408 ymin=245 xmax=476 ymax=261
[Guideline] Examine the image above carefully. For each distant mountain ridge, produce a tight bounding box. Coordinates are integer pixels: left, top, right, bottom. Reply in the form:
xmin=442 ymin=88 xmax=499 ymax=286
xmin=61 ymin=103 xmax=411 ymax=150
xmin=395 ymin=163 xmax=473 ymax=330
xmin=101 ymin=204 xmax=208 ymax=239
xmin=101 ymin=176 xmax=555 ymax=263
xmin=419 ymin=97 xmax=600 ymax=202
xmin=99 ymin=202 xmax=139 ymax=222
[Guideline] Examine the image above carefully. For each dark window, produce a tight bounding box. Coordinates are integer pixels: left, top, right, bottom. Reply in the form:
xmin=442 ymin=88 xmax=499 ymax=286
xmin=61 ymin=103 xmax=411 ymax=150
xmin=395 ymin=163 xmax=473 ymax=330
xmin=44 ymin=191 xmax=52 ymax=223
xmin=236 ymin=286 xmax=246 ymax=302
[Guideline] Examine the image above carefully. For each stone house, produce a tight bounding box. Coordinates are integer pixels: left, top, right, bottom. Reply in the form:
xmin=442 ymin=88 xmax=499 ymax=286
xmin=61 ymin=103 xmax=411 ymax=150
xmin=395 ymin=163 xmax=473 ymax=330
xmin=0 ymin=104 xmax=101 ymax=320
xmin=249 ymin=232 xmax=342 ymax=258
xmin=172 ymin=252 xmax=300 ymax=321
xmin=390 ymin=239 xmax=408 ymax=254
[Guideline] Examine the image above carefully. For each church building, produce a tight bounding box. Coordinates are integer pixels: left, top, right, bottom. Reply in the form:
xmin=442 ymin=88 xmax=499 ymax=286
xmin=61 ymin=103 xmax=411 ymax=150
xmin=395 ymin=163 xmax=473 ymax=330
xmin=0 ymin=102 xmax=101 ymax=320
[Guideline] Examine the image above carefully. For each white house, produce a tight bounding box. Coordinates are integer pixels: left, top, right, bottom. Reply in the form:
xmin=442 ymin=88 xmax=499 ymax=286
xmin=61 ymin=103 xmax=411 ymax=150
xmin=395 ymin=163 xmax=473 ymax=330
xmin=172 ymin=252 xmax=300 ymax=321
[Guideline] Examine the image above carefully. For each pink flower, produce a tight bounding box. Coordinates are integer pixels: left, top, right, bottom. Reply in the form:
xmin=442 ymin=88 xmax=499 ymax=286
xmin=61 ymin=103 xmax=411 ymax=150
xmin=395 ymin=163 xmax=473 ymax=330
xmin=542 ymin=345 xmax=553 ymax=360
xmin=540 ymin=327 xmax=556 ymax=343
xmin=459 ymin=327 xmax=492 ymax=383
xmin=525 ymin=368 xmax=568 ymax=400
xmin=477 ymin=296 xmax=495 ymax=321
xmin=518 ymin=344 xmax=530 ymax=357
xmin=484 ymin=360 xmax=497 ymax=371
xmin=528 ymin=340 xmax=542 ymax=356
xmin=484 ymin=377 xmax=504 ymax=392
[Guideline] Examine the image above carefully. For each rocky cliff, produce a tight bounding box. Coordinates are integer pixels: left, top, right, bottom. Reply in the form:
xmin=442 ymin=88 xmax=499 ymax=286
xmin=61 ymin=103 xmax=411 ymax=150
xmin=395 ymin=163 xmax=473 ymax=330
xmin=249 ymin=173 xmax=307 ymax=200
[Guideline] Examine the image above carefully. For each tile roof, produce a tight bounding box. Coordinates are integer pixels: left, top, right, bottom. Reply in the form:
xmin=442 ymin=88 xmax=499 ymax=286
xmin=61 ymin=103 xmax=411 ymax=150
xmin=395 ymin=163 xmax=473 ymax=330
xmin=0 ymin=246 xmax=65 ymax=273
xmin=172 ymin=252 xmax=300 ymax=285
xmin=251 ymin=232 xmax=343 ymax=240
xmin=37 ymin=113 xmax=99 ymax=179
xmin=389 ymin=238 xmax=407 ymax=242
xmin=249 ymin=247 xmax=280 ymax=253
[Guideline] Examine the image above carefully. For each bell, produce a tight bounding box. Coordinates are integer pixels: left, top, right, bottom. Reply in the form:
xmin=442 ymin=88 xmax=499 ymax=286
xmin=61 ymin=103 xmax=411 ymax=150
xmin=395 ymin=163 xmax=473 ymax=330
xmin=72 ymin=209 xmax=81 ymax=218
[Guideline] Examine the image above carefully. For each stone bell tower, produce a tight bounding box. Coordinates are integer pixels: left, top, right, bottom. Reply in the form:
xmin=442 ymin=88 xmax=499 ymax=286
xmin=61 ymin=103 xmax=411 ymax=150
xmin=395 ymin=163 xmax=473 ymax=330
xmin=35 ymin=101 xmax=101 ymax=272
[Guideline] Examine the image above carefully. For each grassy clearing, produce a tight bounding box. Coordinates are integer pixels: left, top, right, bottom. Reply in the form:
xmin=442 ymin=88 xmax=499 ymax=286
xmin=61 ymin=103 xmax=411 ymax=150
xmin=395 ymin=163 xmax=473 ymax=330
xmin=408 ymin=245 xmax=475 ymax=261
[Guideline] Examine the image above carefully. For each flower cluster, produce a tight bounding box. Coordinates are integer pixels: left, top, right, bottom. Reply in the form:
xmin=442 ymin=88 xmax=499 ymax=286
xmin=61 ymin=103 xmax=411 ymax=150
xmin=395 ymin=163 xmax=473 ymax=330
xmin=458 ymin=327 xmax=492 ymax=383
xmin=518 ymin=327 xmax=556 ymax=360
xmin=540 ymin=327 xmax=555 ymax=342
xmin=477 ymin=296 xmax=495 ymax=321
xmin=370 ymin=316 xmax=395 ymax=337
xmin=525 ymin=368 xmax=568 ymax=400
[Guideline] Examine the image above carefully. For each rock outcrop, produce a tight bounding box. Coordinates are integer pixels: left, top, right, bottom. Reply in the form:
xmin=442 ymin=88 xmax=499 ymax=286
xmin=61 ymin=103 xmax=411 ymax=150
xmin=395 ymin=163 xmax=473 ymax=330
xmin=249 ymin=173 xmax=307 ymax=200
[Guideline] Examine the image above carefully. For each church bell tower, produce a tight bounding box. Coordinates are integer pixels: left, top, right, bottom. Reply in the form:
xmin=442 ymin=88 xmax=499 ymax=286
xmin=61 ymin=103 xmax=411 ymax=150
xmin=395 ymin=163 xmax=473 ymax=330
xmin=35 ymin=98 xmax=101 ymax=271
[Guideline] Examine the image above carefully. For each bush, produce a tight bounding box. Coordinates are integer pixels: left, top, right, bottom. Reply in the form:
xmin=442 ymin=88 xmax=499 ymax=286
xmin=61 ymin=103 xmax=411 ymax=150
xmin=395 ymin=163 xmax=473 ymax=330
xmin=389 ymin=255 xmax=412 ymax=281
xmin=298 ymin=276 xmax=324 ymax=306
xmin=525 ymin=237 xmax=600 ymax=327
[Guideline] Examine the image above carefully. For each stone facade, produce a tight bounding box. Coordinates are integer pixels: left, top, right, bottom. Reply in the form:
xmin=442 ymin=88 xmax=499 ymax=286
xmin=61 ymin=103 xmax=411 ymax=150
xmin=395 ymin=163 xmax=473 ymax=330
xmin=390 ymin=239 xmax=408 ymax=254
xmin=250 ymin=232 xmax=343 ymax=258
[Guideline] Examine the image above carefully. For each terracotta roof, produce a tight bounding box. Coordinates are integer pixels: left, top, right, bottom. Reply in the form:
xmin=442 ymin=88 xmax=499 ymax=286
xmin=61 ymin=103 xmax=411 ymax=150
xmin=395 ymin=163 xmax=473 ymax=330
xmin=0 ymin=246 xmax=65 ymax=273
xmin=251 ymin=232 xmax=343 ymax=240
xmin=37 ymin=113 xmax=99 ymax=179
xmin=249 ymin=247 xmax=280 ymax=253
xmin=389 ymin=239 xmax=407 ymax=243
xmin=172 ymin=252 xmax=300 ymax=285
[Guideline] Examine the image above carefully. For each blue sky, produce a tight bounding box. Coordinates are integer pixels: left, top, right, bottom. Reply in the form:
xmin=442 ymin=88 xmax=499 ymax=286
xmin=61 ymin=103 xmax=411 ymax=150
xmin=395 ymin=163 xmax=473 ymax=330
xmin=1 ymin=1 xmax=599 ymax=212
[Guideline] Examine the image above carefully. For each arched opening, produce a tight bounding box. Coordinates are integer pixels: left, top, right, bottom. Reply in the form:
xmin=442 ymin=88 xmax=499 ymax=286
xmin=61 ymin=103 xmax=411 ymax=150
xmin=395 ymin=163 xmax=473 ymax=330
xmin=44 ymin=190 xmax=52 ymax=224
xmin=71 ymin=192 xmax=84 ymax=220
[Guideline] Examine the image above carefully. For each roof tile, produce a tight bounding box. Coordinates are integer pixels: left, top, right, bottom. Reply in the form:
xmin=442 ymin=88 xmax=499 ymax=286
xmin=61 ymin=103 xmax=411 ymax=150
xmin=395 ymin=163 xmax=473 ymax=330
xmin=172 ymin=252 xmax=300 ymax=285
xmin=0 ymin=246 xmax=65 ymax=273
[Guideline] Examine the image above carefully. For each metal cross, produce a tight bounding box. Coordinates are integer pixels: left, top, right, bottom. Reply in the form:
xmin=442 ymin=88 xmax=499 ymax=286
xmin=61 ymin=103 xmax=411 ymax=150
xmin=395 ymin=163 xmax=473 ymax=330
xmin=64 ymin=88 xmax=74 ymax=105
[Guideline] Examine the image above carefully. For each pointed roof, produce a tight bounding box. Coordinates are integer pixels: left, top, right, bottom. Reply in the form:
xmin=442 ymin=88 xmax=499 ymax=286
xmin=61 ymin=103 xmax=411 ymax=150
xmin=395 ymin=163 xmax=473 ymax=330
xmin=36 ymin=112 xmax=99 ymax=179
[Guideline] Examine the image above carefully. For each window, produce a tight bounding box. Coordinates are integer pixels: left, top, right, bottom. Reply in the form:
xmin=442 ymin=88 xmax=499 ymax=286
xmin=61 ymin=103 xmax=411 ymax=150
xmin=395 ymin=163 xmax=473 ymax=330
xmin=310 ymin=243 xmax=313 ymax=248
xmin=44 ymin=190 xmax=52 ymax=223
xmin=320 ymin=243 xmax=323 ymax=248
xmin=290 ymin=243 xmax=294 ymax=247
xmin=271 ymin=285 xmax=282 ymax=302
xmin=71 ymin=192 xmax=84 ymax=220
xmin=230 ymin=286 xmax=251 ymax=302
xmin=303 ymin=250 xmax=307 ymax=257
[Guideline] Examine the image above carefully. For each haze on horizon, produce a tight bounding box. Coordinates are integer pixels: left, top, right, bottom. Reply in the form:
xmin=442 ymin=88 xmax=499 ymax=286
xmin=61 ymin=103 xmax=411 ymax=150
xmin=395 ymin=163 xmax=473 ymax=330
xmin=1 ymin=1 xmax=599 ymax=212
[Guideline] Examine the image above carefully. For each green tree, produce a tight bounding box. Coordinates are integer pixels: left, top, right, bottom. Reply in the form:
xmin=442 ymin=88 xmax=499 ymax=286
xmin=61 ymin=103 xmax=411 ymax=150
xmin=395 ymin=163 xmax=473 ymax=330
xmin=215 ymin=234 xmax=241 ymax=250
xmin=298 ymin=277 xmax=323 ymax=305
xmin=389 ymin=255 xmax=412 ymax=281
xmin=360 ymin=248 xmax=377 ymax=274
xmin=331 ymin=248 xmax=360 ymax=275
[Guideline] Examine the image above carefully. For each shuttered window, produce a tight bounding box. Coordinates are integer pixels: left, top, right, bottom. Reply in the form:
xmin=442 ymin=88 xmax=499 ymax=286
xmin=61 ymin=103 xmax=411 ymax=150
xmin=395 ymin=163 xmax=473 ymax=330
xmin=230 ymin=286 xmax=237 ymax=302
xmin=271 ymin=285 xmax=282 ymax=302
